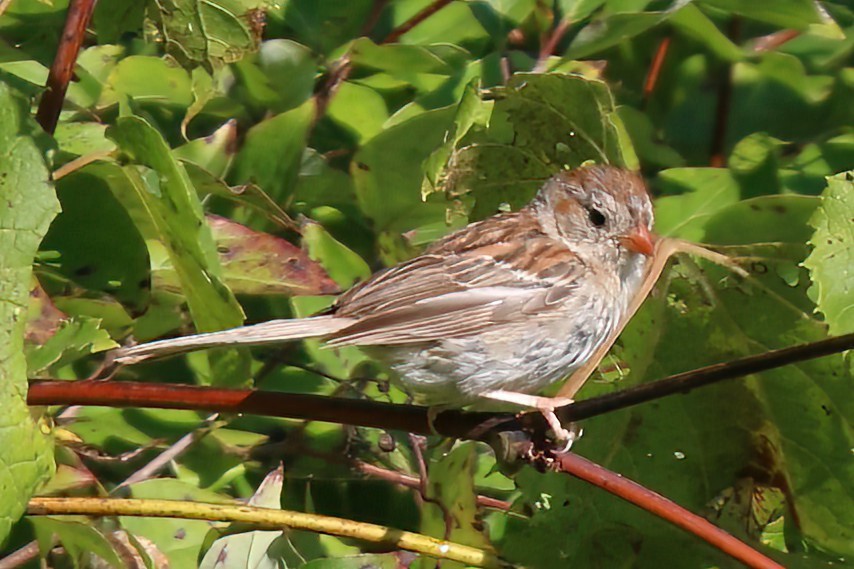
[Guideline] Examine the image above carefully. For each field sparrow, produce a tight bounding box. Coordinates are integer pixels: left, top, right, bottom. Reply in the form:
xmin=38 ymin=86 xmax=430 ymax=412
xmin=115 ymin=165 xmax=656 ymax=443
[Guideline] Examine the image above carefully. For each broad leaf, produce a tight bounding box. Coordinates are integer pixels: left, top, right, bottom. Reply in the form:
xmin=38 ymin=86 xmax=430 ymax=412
xmin=0 ymin=81 xmax=56 ymax=544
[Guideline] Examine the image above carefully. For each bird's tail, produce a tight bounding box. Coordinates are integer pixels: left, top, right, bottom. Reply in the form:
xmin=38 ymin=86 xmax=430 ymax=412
xmin=113 ymin=316 xmax=353 ymax=365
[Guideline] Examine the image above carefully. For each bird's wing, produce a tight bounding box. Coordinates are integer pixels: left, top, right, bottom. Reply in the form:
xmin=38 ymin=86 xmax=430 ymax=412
xmin=328 ymin=215 xmax=586 ymax=347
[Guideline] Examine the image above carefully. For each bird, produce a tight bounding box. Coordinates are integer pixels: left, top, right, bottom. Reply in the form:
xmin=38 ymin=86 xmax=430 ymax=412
xmin=114 ymin=164 xmax=656 ymax=444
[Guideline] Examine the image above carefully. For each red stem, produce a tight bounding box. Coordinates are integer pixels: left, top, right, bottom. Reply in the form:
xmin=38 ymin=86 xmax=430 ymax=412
xmin=35 ymin=0 xmax=98 ymax=134
xmin=382 ymin=0 xmax=454 ymax=44
xmin=642 ymin=35 xmax=671 ymax=106
xmin=554 ymin=452 xmax=784 ymax=569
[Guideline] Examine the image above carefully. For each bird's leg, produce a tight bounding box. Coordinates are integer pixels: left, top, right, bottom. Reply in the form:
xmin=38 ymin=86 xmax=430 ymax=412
xmin=481 ymin=390 xmax=580 ymax=449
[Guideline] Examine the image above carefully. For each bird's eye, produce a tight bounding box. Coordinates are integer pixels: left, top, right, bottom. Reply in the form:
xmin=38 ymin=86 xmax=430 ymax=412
xmin=587 ymin=207 xmax=606 ymax=227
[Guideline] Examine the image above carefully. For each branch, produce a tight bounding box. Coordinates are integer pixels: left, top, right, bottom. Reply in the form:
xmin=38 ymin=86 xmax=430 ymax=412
xmin=28 ymin=333 xmax=854 ymax=438
xmin=383 ymin=0 xmax=454 ymax=44
xmin=545 ymin=451 xmax=784 ymax=569
xmin=354 ymin=460 xmax=512 ymax=511
xmin=533 ymin=18 xmax=572 ymax=73
xmin=35 ymin=0 xmax=98 ymax=134
xmin=642 ymin=35 xmax=671 ymax=107
xmin=27 ymin=497 xmax=501 ymax=568
xmin=558 ymin=332 xmax=854 ymax=424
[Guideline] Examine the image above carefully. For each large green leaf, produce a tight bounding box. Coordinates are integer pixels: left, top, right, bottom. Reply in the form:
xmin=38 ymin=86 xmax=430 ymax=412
xmin=199 ymin=466 xmax=285 ymax=569
xmin=32 ymin=518 xmax=124 ymax=568
xmin=107 ymin=117 xmax=249 ymax=386
xmin=229 ymin=100 xmax=315 ymax=204
xmin=423 ymin=73 xmax=637 ymax=219
xmin=151 ymin=0 xmax=268 ymax=69
xmin=0 ymin=81 xmax=56 ymax=544
xmin=804 ymin=171 xmax=854 ymax=336
xmin=107 ymin=116 xmax=244 ymax=333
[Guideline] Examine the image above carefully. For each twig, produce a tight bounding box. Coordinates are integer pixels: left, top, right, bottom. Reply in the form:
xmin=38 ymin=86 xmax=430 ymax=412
xmin=27 ymin=497 xmax=502 ymax=568
xmin=354 ymin=460 xmax=511 ymax=511
xmin=382 ymin=0 xmax=454 ymax=44
xmin=52 ymin=149 xmax=114 ymax=181
xmin=709 ymin=17 xmax=740 ymax=167
xmin=362 ymin=0 xmax=390 ymax=36
xmin=752 ymin=29 xmax=799 ymax=53
xmin=35 ymin=0 xmax=98 ymax=134
xmin=0 ymin=541 xmax=41 ymax=569
xmin=642 ymin=35 xmax=671 ymax=107
xmin=28 ymin=332 xmax=854 ymax=438
xmin=115 ymin=413 xmax=221 ymax=490
xmin=533 ymin=18 xmax=572 ymax=73
xmin=558 ymin=332 xmax=854 ymax=424
xmin=548 ymin=451 xmax=784 ymax=569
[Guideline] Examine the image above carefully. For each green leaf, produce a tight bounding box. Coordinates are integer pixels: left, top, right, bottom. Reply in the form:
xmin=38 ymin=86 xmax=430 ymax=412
xmin=421 ymin=442 xmax=492 ymax=567
xmin=173 ymin=119 xmax=238 ymax=179
xmin=425 ymin=73 xmax=637 ymax=219
xmin=121 ymin=479 xmax=234 ymax=568
xmin=327 ymin=82 xmax=389 ymax=144
xmin=41 ymin=170 xmax=151 ymax=312
xmin=301 ymin=221 xmax=371 ymax=290
xmin=26 ymin=316 xmax=117 ymax=375
xmin=700 ymin=0 xmax=822 ymax=29
xmin=652 ymin=167 xmax=741 ymax=240
xmin=804 ymin=171 xmax=854 ymax=335
xmin=99 ymin=56 xmax=193 ymax=109
xmin=230 ymin=100 xmax=315 ymax=203
xmin=565 ymin=2 xmax=683 ymax=60
xmin=199 ymin=466 xmax=286 ymax=569
xmin=349 ymin=38 xmax=468 ymax=76
xmin=232 ymin=39 xmax=318 ymax=114
xmin=0 ymin=81 xmax=56 ymax=544
xmin=32 ymin=517 xmax=124 ymax=568
xmin=702 ymin=196 xmax=854 ymax=556
xmin=107 ymin=116 xmax=249 ymax=387
xmin=669 ymin=3 xmax=743 ymax=62
xmin=151 ymin=0 xmax=267 ymax=69
xmin=352 ymin=105 xmax=456 ymax=263
xmin=279 ymin=0 xmax=376 ymax=55
xmin=107 ymin=117 xmax=244 ymax=332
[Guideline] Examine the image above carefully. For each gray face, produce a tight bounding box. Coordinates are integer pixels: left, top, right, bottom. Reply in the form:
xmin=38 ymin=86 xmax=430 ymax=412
xmin=534 ymin=165 xmax=654 ymax=264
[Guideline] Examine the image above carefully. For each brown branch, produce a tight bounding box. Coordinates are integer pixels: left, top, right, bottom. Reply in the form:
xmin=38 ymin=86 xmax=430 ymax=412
xmin=709 ymin=17 xmax=740 ymax=167
xmin=752 ymin=29 xmax=799 ymax=53
xmin=382 ymin=0 xmax=454 ymax=44
xmin=533 ymin=18 xmax=572 ymax=73
xmin=28 ymin=333 xmax=854 ymax=439
xmin=0 ymin=541 xmax=41 ymax=569
xmin=642 ymin=35 xmax=671 ymax=107
xmin=546 ymin=451 xmax=784 ymax=569
xmin=35 ymin=0 xmax=98 ymax=134
xmin=558 ymin=332 xmax=854 ymax=424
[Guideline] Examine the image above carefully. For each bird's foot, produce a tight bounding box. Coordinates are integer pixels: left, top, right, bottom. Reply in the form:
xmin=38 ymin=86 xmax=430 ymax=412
xmin=481 ymin=391 xmax=582 ymax=451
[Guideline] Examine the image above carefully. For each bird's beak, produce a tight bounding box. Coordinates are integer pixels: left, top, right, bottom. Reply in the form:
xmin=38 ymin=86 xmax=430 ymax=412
xmin=620 ymin=224 xmax=656 ymax=257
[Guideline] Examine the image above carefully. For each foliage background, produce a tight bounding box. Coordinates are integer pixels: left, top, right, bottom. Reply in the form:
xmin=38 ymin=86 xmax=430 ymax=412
xmin=0 ymin=0 xmax=852 ymax=567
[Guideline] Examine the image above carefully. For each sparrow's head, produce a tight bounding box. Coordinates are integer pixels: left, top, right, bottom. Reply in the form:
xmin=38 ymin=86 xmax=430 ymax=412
xmin=533 ymin=165 xmax=655 ymax=264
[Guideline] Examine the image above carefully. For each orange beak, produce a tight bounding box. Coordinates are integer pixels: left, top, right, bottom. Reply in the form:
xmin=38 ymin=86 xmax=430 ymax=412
xmin=620 ymin=224 xmax=655 ymax=256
